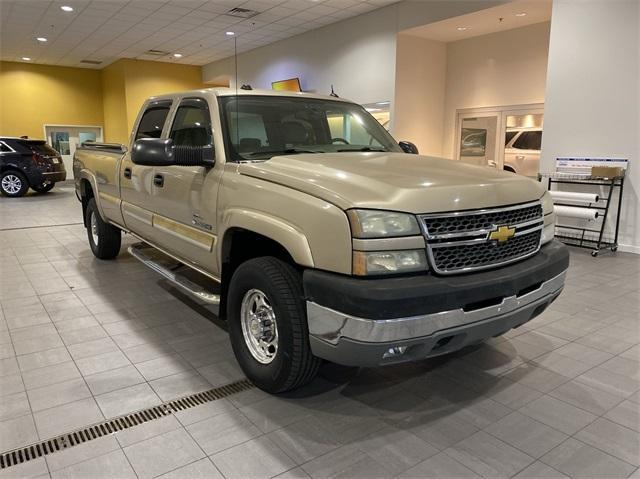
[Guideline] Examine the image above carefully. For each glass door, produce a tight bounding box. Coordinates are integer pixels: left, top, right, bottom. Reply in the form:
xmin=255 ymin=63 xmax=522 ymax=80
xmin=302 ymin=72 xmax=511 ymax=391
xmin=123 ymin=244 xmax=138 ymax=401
xmin=455 ymin=113 xmax=501 ymax=170
xmin=45 ymin=126 xmax=102 ymax=180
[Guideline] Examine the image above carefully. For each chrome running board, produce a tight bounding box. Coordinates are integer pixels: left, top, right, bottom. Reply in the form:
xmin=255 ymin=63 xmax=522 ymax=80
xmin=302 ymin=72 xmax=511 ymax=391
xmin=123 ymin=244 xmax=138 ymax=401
xmin=128 ymin=242 xmax=220 ymax=305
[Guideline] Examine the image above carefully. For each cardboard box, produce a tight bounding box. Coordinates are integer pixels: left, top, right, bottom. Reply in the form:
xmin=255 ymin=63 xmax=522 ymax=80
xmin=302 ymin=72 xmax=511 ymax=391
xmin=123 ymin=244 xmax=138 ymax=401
xmin=591 ymin=166 xmax=624 ymax=178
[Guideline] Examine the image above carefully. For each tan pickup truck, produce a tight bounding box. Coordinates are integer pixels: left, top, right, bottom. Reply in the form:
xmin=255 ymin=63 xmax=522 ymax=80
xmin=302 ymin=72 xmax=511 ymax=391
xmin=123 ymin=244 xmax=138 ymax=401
xmin=73 ymin=88 xmax=569 ymax=393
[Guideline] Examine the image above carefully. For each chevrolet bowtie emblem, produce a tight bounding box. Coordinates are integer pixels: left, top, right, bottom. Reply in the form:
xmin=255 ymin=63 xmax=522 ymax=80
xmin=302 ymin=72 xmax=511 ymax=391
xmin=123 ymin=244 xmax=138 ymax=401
xmin=489 ymin=225 xmax=516 ymax=243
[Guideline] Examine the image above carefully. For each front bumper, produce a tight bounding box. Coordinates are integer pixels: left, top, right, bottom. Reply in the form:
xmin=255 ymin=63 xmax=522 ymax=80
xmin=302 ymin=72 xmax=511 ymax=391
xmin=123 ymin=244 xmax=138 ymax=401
xmin=304 ymin=240 xmax=569 ymax=366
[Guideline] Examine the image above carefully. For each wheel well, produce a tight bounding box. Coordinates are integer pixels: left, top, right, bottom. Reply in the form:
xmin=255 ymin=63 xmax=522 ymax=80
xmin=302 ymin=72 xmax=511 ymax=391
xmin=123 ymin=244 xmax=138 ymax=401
xmin=79 ymin=179 xmax=94 ymax=226
xmin=503 ymin=165 xmax=516 ymax=173
xmin=219 ymin=228 xmax=297 ymax=320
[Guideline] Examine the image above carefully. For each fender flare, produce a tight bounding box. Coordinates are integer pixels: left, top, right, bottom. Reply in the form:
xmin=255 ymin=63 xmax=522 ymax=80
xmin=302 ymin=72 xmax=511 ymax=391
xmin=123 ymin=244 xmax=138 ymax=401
xmin=221 ymin=208 xmax=314 ymax=268
xmin=77 ymin=170 xmax=108 ymax=222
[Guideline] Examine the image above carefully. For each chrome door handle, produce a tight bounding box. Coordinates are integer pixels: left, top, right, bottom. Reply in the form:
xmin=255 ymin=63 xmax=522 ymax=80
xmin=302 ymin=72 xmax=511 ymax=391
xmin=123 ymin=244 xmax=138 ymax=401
xmin=516 ymin=155 xmax=526 ymax=160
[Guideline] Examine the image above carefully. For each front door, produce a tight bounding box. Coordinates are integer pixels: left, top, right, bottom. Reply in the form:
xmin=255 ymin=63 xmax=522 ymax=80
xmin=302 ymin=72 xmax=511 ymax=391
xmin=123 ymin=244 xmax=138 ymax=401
xmin=151 ymin=97 xmax=220 ymax=274
xmin=46 ymin=126 xmax=102 ymax=179
xmin=120 ymin=100 xmax=173 ymax=242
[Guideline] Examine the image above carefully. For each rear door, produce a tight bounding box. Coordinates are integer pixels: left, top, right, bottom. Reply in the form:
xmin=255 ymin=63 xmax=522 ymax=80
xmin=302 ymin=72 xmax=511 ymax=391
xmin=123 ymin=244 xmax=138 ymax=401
xmin=120 ymin=99 xmax=173 ymax=240
xmin=150 ymin=97 xmax=220 ymax=273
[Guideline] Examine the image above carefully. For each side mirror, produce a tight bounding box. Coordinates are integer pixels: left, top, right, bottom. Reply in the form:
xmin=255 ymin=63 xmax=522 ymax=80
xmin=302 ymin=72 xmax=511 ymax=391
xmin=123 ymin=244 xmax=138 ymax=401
xmin=131 ymin=138 xmax=214 ymax=167
xmin=399 ymin=141 xmax=419 ymax=154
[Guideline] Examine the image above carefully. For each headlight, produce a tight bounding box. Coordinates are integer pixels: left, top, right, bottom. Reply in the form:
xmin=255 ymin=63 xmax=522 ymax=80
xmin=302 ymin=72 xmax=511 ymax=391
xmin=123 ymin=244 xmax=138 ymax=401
xmin=541 ymin=191 xmax=554 ymax=216
xmin=540 ymin=191 xmax=555 ymax=245
xmin=347 ymin=209 xmax=421 ymax=238
xmin=353 ymin=250 xmax=427 ymax=275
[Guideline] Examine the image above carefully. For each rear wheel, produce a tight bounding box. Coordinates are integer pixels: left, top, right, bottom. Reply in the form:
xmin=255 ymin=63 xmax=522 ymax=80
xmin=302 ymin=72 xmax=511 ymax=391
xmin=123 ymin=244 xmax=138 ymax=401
xmin=31 ymin=181 xmax=55 ymax=193
xmin=227 ymin=257 xmax=320 ymax=393
xmin=85 ymin=198 xmax=121 ymax=259
xmin=0 ymin=171 xmax=29 ymax=197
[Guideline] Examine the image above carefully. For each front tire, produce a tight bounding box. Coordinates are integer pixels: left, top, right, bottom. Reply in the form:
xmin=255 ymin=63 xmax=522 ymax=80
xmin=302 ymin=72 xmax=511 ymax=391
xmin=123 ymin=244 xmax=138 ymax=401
xmin=227 ymin=257 xmax=320 ymax=393
xmin=0 ymin=171 xmax=29 ymax=197
xmin=85 ymin=198 xmax=121 ymax=259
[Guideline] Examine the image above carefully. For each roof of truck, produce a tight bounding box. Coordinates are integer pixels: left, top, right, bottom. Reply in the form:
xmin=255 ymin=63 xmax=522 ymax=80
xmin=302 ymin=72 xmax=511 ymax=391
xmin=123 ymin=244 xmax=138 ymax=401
xmin=146 ymin=87 xmax=352 ymax=103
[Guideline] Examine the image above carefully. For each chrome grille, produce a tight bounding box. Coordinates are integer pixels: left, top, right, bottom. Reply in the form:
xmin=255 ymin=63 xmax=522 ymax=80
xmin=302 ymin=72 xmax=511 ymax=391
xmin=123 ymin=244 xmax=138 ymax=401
xmin=420 ymin=201 xmax=543 ymax=275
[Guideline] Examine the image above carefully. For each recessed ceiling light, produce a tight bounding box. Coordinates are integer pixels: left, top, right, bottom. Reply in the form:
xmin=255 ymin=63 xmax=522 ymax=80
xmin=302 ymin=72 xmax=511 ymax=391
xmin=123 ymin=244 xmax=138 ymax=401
xmin=173 ymin=53 xmax=183 ymax=58
xmin=36 ymin=37 xmax=47 ymax=42
xmin=21 ymin=57 xmax=31 ymax=61
xmin=225 ymin=31 xmax=235 ymax=36
xmin=515 ymin=12 xmax=527 ymax=17
xmin=60 ymin=5 xmax=74 ymax=12
xmin=457 ymin=27 xmax=469 ymax=31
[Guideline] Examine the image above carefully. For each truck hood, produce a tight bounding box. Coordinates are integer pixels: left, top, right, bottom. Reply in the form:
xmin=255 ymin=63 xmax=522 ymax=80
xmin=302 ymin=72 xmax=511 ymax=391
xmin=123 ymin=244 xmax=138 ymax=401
xmin=237 ymin=152 xmax=545 ymax=213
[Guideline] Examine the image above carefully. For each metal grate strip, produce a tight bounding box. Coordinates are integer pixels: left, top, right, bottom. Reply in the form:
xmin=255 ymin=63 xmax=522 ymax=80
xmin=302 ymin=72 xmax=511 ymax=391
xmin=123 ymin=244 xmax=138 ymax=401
xmin=0 ymin=378 xmax=254 ymax=470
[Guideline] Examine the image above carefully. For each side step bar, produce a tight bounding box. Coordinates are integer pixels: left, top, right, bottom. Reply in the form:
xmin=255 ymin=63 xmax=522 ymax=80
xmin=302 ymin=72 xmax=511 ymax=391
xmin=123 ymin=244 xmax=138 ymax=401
xmin=128 ymin=243 xmax=220 ymax=305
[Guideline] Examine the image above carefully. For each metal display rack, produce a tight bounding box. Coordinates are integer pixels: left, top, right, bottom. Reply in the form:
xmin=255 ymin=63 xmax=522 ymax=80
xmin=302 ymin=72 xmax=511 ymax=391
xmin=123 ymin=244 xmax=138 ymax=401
xmin=539 ymin=173 xmax=625 ymax=256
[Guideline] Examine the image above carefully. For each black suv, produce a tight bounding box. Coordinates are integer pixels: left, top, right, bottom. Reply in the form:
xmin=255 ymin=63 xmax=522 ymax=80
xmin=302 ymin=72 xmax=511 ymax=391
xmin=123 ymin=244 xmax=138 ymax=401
xmin=0 ymin=137 xmax=67 ymax=197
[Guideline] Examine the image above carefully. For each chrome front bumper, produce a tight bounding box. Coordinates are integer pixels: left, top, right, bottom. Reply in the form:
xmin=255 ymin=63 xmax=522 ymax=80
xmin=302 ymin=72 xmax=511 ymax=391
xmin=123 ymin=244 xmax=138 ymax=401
xmin=306 ymin=270 xmax=566 ymax=366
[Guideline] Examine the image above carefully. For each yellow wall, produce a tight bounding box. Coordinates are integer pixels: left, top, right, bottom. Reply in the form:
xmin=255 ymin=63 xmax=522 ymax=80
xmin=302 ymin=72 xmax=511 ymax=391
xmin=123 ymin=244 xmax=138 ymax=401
xmin=0 ymin=59 xmax=206 ymax=144
xmin=120 ymin=59 xmax=205 ymax=140
xmin=101 ymin=61 xmax=129 ymax=145
xmin=0 ymin=61 xmax=103 ymax=139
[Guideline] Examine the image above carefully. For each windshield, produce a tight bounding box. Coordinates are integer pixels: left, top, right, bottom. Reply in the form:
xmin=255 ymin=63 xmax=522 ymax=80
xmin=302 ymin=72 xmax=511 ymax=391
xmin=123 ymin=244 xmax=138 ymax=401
xmin=219 ymin=95 xmax=402 ymax=161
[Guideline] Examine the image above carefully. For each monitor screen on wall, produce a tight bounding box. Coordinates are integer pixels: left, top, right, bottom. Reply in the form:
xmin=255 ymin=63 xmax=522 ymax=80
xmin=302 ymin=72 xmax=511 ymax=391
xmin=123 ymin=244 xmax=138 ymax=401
xmin=272 ymin=78 xmax=302 ymax=92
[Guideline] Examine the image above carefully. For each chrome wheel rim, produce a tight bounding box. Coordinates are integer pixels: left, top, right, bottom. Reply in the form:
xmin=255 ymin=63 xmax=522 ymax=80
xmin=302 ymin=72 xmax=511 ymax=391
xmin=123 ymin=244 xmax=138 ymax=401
xmin=90 ymin=212 xmax=99 ymax=246
xmin=240 ymin=289 xmax=278 ymax=364
xmin=2 ymin=175 xmax=22 ymax=194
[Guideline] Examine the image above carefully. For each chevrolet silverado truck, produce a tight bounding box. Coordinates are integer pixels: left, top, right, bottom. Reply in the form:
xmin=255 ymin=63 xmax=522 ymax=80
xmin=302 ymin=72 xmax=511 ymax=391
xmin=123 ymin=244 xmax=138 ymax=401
xmin=73 ymin=88 xmax=569 ymax=393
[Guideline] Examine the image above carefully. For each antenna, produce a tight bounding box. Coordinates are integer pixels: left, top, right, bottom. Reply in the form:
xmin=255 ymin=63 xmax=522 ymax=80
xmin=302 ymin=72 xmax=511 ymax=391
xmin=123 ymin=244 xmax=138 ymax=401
xmin=330 ymin=85 xmax=339 ymax=98
xmin=234 ymin=35 xmax=239 ymax=151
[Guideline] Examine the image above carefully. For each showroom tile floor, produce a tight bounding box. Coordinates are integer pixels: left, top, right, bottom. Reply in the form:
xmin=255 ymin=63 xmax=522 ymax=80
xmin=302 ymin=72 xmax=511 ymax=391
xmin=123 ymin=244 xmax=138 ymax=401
xmin=0 ymin=183 xmax=638 ymax=479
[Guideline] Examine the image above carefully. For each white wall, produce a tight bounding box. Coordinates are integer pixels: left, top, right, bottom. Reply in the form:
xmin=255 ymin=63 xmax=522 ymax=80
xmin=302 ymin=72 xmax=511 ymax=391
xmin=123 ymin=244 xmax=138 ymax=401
xmin=393 ymin=34 xmax=446 ymax=156
xmin=202 ymin=1 xmax=506 ymax=106
xmin=441 ymin=22 xmax=551 ymax=158
xmin=542 ymin=0 xmax=639 ymax=252
xmin=203 ymin=7 xmax=398 ymax=105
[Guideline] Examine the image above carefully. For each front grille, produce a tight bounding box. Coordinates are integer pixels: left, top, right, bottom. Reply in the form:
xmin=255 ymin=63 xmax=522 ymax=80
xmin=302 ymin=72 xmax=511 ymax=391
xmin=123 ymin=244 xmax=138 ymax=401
xmin=420 ymin=201 xmax=543 ymax=274
xmin=432 ymin=230 xmax=541 ymax=272
xmin=422 ymin=203 xmax=542 ymax=237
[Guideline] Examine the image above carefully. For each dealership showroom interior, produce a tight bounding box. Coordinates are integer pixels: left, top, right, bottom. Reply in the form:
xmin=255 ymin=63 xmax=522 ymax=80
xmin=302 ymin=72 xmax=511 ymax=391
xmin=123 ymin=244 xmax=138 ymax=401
xmin=0 ymin=0 xmax=639 ymax=477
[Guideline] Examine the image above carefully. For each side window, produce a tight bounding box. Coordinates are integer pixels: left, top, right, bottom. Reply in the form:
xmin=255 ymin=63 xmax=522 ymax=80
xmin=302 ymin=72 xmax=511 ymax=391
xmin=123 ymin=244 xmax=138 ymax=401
xmin=170 ymin=98 xmax=213 ymax=147
xmin=513 ymin=131 xmax=542 ymax=150
xmin=505 ymin=131 xmax=518 ymax=146
xmin=327 ymin=112 xmax=382 ymax=147
xmin=135 ymin=102 xmax=172 ymax=141
xmin=0 ymin=142 xmax=12 ymax=153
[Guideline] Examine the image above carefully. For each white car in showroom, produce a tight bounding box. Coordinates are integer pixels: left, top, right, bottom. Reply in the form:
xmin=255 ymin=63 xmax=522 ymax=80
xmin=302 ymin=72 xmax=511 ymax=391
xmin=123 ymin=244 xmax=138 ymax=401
xmin=504 ymin=127 xmax=542 ymax=177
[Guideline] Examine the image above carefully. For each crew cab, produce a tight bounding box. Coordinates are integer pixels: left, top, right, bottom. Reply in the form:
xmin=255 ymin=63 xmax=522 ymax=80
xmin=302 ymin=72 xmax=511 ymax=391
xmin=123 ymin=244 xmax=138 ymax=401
xmin=1 ymin=137 xmax=66 ymax=197
xmin=73 ymin=88 xmax=569 ymax=393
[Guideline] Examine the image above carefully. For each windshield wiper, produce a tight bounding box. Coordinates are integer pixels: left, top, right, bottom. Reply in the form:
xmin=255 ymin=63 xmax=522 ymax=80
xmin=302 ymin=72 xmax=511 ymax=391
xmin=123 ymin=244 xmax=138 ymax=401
xmin=336 ymin=147 xmax=387 ymax=152
xmin=244 ymin=148 xmax=323 ymax=157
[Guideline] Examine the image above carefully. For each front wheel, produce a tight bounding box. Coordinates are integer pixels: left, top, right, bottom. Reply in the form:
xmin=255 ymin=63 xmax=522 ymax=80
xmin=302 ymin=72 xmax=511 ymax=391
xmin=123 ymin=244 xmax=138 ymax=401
xmin=227 ymin=257 xmax=320 ymax=393
xmin=85 ymin=198 xmax=121 ymax=259
xmin=0 ymin=171 xmax=29 ymax=197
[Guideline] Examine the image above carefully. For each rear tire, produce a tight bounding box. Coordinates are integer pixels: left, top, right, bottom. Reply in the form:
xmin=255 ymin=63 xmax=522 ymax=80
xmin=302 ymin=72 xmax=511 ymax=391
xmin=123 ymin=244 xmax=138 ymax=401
xmin=227 ymin=257 xmax=320 ymax=393
xmin=85 ymin=198 xmax=121 ymax=259
xmin=32 ymin=181 xmax=55 ymax=193
xmin=0 ymin=171 xmax=29 ymax=197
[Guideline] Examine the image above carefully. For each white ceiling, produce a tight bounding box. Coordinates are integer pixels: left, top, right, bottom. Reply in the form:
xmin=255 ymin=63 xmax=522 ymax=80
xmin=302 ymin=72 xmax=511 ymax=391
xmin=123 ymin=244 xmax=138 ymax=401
xmin=0 ymin=0 xmax=398 ymax=68
xmin=404 ymin=0 xmax=551 ymax=43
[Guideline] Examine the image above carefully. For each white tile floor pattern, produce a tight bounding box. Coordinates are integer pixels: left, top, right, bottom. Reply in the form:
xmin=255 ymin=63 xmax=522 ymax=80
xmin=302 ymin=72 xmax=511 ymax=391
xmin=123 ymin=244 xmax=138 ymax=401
xmin=0 ymin=184 xmax=638 ymax=479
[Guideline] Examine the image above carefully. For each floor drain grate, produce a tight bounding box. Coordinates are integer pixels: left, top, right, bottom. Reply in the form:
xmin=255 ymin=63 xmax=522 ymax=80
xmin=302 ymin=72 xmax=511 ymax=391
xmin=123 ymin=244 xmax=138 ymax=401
xmin=0 ymin=378 xmax=254 ymax=470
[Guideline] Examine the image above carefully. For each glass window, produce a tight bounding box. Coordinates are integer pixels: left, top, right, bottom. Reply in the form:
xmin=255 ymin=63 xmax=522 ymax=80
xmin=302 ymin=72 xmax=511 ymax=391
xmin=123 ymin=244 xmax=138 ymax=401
xmin=505 ymin=131 xmax=518 ymax=146
xmin=513 ymin=131 xmax=542 ymax=150
xmin=219 ymin=96 xmax=401 ymax=161
xmin=170 ymin=98 xmax=213 ymax=147
xmin=0 ymin=142 xmax=11 ymax=152
xmin=135 ymin=102 xmax=172 ymax=141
